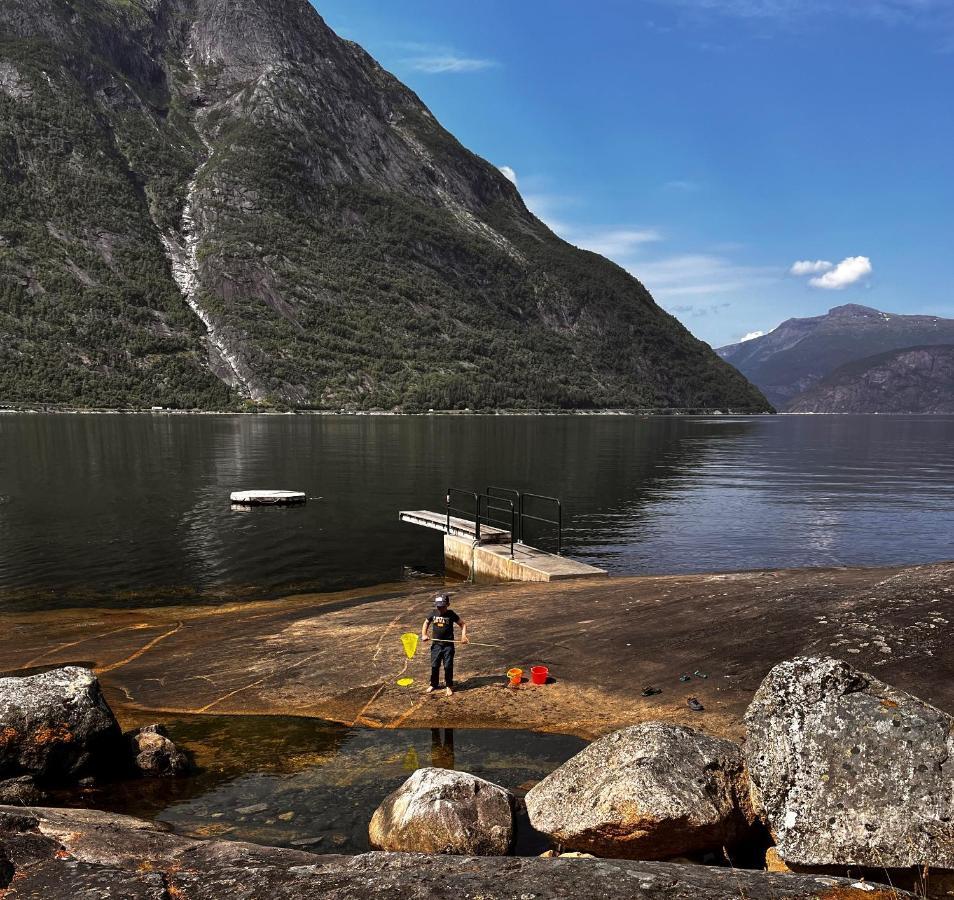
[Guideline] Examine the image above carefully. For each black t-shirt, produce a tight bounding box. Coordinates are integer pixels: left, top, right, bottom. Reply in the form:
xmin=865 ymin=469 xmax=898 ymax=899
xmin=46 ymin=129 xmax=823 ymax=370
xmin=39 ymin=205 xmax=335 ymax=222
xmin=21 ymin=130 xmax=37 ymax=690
xmin=427 ymin=608 xmax=461 ymax=642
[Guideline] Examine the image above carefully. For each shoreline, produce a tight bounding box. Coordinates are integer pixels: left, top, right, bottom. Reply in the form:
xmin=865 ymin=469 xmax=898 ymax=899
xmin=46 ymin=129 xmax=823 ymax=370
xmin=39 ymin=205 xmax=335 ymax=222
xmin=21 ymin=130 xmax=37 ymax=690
xmin=0 ymin=404 xmax=771 ymax=417
xmin=3 ymin=559 xmax=952 ymax=742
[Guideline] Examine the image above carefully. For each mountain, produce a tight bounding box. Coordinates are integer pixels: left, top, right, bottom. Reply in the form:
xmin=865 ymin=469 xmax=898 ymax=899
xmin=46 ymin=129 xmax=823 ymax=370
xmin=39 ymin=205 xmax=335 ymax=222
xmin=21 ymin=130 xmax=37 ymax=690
xmin=0 ymin=0 xmax=769 ymax=412
xmin=787 ymin=345 xmax=954 ymax=414
xmin=717 ymin=304 xmax=954 ymax=410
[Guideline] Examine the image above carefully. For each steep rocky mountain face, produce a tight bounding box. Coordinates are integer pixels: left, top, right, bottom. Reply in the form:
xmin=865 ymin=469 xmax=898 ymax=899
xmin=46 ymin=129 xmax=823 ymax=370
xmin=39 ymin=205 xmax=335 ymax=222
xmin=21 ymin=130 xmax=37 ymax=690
xmin=787 ymin=345 xmax=954 ymax=414
xmin=0 ymin=0 xmax=770 ymax=411
xmin=717 ymin=304 xmax=954 ymax=411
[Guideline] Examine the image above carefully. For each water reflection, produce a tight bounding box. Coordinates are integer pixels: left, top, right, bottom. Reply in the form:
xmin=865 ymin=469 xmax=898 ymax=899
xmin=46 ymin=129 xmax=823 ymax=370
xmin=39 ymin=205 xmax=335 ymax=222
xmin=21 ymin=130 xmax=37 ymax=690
xmin=57 ymin=715 xmax=582 ymax=853
xmin=431 ymin=727 xmax=455 ymax=769
xmin=2 ymin=414 xmax=954 ymax=609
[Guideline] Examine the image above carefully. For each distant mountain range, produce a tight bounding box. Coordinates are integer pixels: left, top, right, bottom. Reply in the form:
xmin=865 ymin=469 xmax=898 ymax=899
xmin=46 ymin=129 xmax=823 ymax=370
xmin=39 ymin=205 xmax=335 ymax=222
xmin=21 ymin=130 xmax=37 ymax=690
xmin=787 ymin=345 xmax=954 ymax=414
xmin=0 ymin=0 xmax=769 ymax=413
xmin=717 ymin=304 xmax=954 ymax=412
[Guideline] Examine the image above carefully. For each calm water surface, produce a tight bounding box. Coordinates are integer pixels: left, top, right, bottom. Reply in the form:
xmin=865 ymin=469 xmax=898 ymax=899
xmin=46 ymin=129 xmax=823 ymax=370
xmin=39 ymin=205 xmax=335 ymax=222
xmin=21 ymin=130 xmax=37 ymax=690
xmin=2 ymin=413 xmax=953 ymax=608
xmin=60 ymin=715 xmax=585 ymax=854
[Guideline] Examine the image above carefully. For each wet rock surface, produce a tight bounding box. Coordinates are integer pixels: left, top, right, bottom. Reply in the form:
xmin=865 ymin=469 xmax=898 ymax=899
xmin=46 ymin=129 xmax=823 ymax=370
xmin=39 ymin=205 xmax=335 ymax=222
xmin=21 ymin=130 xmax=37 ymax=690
xmin=3 ymin=560 xmax=952 ymax=743
xmin=127 ymin=723 xmax=191 ymax=777
xmin=744 ymin=655 xmax=954 ymax=869
xmin=0 ymin=775 xmax=47 ymax=805
xmin=0 ymin=805 xmax=912 ymax=899
xmin=0 ymin=666 xmax=122 ymax=782
xmin=525 ymin=722 xmax=752 ymax=859
xmin=368 ymin=767 xmax=514 ymax=855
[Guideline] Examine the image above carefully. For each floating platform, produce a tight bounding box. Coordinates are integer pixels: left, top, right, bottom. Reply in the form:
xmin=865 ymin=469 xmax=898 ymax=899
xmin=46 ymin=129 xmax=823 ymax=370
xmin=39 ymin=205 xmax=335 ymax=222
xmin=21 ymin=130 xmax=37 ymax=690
xmin=230 ymin=490 xmax=306 ymax=506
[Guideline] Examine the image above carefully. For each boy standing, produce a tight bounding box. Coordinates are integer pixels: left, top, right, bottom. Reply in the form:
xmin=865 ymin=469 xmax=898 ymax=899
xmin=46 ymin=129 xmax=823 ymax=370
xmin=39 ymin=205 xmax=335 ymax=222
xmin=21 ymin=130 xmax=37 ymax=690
xmin=422 ymin=593 xmax=468 ymax=696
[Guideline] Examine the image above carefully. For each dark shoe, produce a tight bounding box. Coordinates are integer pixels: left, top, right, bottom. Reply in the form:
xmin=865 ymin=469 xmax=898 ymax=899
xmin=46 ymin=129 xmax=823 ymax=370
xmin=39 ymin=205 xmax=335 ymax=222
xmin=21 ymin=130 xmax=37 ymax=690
xmin=641 ymin=686 xmax=661 ymax=697
xmin=687 ymin=697 xmax=704 ymax=712
xmin=694 ymin=671 xmax=708 ymax=679
xmin=679 ymin=674 xmax=691 ymax=682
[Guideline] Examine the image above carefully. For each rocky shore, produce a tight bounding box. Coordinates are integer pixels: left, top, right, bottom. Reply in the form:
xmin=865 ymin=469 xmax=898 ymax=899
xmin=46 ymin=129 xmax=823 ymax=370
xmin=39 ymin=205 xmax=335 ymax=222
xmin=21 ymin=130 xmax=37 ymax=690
xmin=1 ymin=654 xmax=949 ymax=896
xmin=0 ymin=667 xmax=189 ymax=804
xmin=0 ymin=806 xmax=913 ymax=898
xmin=0 ymin=559 xmax=951 ymax=740
xmin=1 ymin=560 xmax=953 ymax=896
xmin=361 ymin=655 xmax=954 ymax=896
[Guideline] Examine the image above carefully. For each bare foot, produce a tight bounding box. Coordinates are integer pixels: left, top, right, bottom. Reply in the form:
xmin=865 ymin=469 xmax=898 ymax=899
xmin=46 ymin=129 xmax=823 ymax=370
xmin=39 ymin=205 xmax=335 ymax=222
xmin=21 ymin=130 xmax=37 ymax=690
xmin=425 ymin=686 xmax=435 ymax=694
xmin=445 ymin=687 xmax=454 ymax=696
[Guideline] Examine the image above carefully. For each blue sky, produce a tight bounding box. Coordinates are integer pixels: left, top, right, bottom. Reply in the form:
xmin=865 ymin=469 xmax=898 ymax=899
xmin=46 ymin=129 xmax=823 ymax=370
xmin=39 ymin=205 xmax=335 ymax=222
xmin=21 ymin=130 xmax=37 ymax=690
xmin=315 ymin=0 xmax=954 ymax=348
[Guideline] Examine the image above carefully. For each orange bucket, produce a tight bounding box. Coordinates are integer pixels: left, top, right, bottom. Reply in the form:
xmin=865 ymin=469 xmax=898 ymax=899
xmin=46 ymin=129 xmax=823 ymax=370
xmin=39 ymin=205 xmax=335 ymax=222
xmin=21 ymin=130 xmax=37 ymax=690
xmin=530 ymin=665 xmax=549 ymax=685
xmin=507 ymin=667 xmax=523 ymax=686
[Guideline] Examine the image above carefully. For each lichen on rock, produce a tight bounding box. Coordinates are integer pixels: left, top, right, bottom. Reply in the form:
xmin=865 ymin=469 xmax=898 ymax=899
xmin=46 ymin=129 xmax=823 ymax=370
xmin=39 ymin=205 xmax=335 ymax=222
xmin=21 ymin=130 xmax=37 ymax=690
xmin=744 ymin=655 xmax=954 ymax=870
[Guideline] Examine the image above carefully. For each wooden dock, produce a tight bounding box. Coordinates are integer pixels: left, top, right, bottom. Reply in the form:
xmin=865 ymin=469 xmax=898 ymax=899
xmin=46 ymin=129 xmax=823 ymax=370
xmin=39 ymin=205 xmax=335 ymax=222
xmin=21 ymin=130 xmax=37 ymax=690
xmin=399 ymin=508 xmax=606 ymax=583
xmin=398 ymin=510 xmax=510 ymax=545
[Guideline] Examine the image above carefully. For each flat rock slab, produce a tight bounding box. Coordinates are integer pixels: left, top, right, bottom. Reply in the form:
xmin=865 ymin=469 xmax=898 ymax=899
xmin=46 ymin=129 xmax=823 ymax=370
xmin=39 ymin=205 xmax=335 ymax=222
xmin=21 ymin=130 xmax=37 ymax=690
xmin=229 ymin=490 xmax=305 ymax=505
xmin=0 ymin=806 xmax=913 ymax=899
xmin=0 ymin=561 xmax=953 ymax=740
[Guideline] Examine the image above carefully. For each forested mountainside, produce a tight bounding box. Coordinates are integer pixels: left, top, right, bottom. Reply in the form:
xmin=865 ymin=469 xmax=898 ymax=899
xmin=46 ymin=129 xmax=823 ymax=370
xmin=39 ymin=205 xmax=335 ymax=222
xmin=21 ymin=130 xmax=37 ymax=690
xmin=0 ymin=0 xmax=770 ymax=412
xmin=718 ymin=304 xmax=954 ymax=411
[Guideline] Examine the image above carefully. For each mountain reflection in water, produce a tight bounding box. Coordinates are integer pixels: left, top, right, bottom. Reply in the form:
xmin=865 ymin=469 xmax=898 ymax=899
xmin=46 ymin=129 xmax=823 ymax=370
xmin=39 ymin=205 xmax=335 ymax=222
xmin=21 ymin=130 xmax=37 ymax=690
xmin=2 ymin=414 xmax=954 ymax=609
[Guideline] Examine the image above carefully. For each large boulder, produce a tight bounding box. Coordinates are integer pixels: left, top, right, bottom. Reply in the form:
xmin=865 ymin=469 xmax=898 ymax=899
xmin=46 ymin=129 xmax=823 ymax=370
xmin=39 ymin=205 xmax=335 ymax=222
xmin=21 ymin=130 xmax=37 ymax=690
xmin=744 ymin=656 xmax=954 ymax=869
xmin=524 ymin=722 xmax=752 ymax=859
xmin=127 ymin=724 xmax=190 ymax=777
xmin=368 ymin=768 xmax=514 ymax=855
xmin=0 ymin=667 xmax=123 ymax=782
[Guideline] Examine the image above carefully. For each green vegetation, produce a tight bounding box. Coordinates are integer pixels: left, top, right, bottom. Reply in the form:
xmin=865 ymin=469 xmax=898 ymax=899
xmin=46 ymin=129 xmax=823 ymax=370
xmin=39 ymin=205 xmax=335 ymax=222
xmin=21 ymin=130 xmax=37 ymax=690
xmin=0 ymin=36 xmax=231 ymax=409
xmin=0 ymin=0 xmax=770 ymax=413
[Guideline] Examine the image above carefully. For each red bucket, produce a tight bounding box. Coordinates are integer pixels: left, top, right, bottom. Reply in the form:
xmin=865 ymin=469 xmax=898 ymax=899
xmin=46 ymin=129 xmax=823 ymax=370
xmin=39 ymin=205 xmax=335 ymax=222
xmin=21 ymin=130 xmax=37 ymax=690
xmin=530 ymin=665 xmax=549 ymax=685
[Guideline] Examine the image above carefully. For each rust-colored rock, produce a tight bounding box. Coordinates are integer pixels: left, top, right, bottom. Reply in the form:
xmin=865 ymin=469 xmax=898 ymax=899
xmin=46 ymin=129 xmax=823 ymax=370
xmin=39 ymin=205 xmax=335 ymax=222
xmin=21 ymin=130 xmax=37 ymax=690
xmin=0 ymin=667 xmax=122 ymax=782
xmin=525 ymin=723 xmax=752 ymax=859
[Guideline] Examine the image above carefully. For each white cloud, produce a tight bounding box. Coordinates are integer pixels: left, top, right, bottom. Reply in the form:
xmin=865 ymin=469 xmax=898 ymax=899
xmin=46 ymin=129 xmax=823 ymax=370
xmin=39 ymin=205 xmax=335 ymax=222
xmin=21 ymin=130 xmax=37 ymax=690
xmin=809 ymin=255 xmax=873 ymax=290
xmin=572 ymin=228 xmax=663 ymax=256
xmin=790 ymin=259 xmax=833 ymax=276
xmin=632 ymin=254 xmax=778 ymax=298
xmin=519 ymin=188 xmax=660 ymax=254
xmin=498 ymin=165 xmax=518 ymax=187
xmin=741 ymin=330 xmax=765 ymax=341
xmin=405 ymin=54 xmax=498 ymax=74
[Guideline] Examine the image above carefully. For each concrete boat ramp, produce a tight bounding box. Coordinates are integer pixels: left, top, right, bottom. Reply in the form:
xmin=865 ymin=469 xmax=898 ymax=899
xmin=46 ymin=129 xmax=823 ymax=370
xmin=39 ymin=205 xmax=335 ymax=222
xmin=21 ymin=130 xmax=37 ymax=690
xmin=399 ymin=506 xmax=606 ymax=583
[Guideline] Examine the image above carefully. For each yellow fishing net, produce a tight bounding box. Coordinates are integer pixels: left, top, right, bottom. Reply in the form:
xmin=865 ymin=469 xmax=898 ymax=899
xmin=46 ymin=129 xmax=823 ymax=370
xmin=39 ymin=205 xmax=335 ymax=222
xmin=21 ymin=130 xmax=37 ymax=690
xmin=400 ymin=632 xmax=419 ymax=659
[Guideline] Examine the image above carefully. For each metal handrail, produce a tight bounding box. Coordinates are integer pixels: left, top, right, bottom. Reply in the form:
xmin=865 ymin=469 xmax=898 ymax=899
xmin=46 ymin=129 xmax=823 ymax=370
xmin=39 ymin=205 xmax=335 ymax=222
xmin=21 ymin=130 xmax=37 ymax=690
xmin=486 ymin=486 xmax=521 ymax=541
xmin=447 ymin=487 xmax=561 ymax=558
xmin=446 ymin=487 xmax=480 ymax=542
xmin=519 ymin=492 xmax=563 ymax=556
xmin=478 ymin=493 xmax=515 ymax=558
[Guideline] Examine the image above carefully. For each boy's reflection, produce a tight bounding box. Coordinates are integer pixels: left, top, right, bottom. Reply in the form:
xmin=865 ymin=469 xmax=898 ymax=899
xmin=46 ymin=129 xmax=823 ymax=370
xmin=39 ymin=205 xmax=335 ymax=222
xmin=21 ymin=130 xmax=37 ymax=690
xmin=430 ymin=727 xmax=455 ymax=769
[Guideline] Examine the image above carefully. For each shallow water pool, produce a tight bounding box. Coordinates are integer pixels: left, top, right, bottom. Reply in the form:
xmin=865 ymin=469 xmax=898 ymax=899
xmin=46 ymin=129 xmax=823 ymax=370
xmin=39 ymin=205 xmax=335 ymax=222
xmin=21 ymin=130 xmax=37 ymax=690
xmin=61 ymin=714 xmax=586 ymax=853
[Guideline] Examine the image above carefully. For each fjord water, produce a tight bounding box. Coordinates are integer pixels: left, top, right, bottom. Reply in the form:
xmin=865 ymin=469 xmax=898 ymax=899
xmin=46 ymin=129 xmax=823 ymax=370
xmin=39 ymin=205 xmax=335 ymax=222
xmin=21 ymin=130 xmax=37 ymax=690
xmin=2 ymin=413 xmax=954 ymax=609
